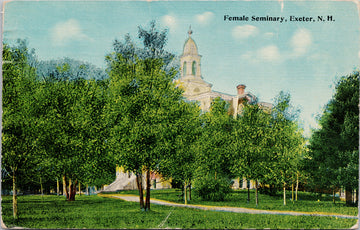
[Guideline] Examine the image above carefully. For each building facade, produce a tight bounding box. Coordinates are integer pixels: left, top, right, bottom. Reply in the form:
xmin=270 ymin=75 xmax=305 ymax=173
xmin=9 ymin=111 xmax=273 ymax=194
xmin=177 ymin=28 xmax=272 ymax=116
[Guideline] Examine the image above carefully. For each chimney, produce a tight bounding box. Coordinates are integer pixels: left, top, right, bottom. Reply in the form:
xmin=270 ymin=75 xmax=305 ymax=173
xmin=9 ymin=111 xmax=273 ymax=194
xmin=237 ymin=84 xmax=246 ymax=95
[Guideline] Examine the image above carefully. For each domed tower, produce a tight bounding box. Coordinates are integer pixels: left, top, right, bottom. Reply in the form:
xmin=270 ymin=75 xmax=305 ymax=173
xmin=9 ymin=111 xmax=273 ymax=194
xmin=179 ymin=27 xmax=212 ymax=98
xmin=180 ymin=27 xmax=202 ymax=79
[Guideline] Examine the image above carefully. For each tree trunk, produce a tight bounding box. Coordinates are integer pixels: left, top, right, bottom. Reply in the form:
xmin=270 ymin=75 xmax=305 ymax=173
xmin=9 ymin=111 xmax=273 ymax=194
xmin=291 ymin=183 xmax=294 ymax=202
xmin=78 ymin=182 xmax=81 ymax=196
xmin=12 ymin=171 xmax=18 ymax=219
xmin=345 ymin=187 xmax=353 ymax=205
xmin=145 ymin=170 xmax=151 ymax=211
xmin=57 ymin=178 xmax=60 ymax=196
xmin=189 ymin=180 xmax=191 ymax=201
xmin=40 ymin=177 xmax=44 ymax=196
xmin=136 ymin=172 xmax=144 ymax=210
xmin=295 ymin=172 xmax=299 ymax=201
xmin=67 ymin=179 xmax=77 ymax=201
xmin=72 ymin=181 xmax=77 ymax=200
xmin=283 ymin=182 xmax=286 ymax=205
xmin=247 ymin=179 xmax=250 ymax=203
xmin=333 ymin=188 xmax=335 ymax=204
xmin=86 ymin=184 xmax=89 ymax=195
xmin=255 ymin=180 xmax=258 ymax=206
xmin=68 ymin=178 xmax=72 ymax=200
xmin=63 ymin=175 xmax=68 ymax=198
xmin=184 ymin=181 xmax=187 ymax=205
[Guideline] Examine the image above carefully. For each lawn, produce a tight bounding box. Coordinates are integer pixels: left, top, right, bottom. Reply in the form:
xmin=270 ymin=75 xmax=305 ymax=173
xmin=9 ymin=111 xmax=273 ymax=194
xmin=112 ymin=188 xmax=358 ymax=216
xmin=1 ymin=194 xmax=357 ymax=229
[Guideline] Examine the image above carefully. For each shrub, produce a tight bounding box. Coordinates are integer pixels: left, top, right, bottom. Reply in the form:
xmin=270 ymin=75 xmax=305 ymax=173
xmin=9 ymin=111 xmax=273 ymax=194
xmin=194 ymin=175 xmax=232 ymax=201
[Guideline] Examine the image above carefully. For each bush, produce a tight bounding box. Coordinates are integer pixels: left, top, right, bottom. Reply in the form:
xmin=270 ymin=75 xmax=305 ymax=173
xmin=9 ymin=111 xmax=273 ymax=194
xmin=194 ymin=175 xmax=232 ymax=201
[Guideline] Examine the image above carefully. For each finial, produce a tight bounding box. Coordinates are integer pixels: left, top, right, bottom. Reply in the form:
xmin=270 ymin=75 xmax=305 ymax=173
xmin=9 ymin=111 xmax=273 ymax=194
xmin=188 ymin=25 xmax=193 ymax=37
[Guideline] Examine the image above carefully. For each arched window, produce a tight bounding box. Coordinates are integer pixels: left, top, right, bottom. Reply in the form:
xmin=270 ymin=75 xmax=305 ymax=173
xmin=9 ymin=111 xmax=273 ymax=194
xmin=183 ymin=61 xmax=187 ymax=76
xmin=192 ymin=61 xmax=196 ymax=75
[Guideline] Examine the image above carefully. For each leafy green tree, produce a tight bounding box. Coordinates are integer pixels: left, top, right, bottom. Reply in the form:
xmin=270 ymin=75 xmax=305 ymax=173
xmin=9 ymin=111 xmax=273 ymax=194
xmin=106 ymin=22 xmax=184 ymax=210
xmin=36 ymin=58 xmax=108 ymax=81
xmin=2 ymin=41 xmax=39 ymax=218
xmin=194 ymin=98 xmax=235 ymax=201
xmin=306 ymin=71 xmax=359 ymax=205
xmin=33 ymin=73 xmax=114 ymax=201
xmin=231 ymin=103 xmax=273 ymax=205
xmin=106 ymin=21 xmax=187 ymax=211
xmin=109 ymin=20 xmax=178 ymax=77
xmin=106 ymin=54 xmax=187 ymax=210
xmin=269 ymin=91 xmax=304 ymax=205
xmin=160 ymin=101 xmax=201 ymax=204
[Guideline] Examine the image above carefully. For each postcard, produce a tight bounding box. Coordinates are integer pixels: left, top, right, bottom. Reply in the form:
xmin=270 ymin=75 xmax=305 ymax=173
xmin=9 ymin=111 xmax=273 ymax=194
xmin=1 ymin=0 xmax=359 ymax=229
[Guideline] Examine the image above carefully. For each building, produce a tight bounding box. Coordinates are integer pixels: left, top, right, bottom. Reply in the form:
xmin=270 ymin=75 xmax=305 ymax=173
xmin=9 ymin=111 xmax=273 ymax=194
xmin=102 ymin=28 xmax=271 ymax=192
xmin=177 ymin=28 xmax=272 ymax=116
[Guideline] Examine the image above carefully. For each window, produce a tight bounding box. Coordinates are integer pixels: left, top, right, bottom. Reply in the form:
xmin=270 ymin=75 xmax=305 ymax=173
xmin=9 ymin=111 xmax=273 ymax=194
xmin=192 ymin=61 xmax=196 ymax=75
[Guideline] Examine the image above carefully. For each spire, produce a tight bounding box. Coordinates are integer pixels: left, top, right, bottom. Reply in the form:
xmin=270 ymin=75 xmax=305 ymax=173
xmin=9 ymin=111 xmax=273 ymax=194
xmin=188 ymin=25 xmax=193 ymax=37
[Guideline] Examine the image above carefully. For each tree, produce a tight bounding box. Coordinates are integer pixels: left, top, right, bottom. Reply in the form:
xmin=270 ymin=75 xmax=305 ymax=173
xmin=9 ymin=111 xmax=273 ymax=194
xmin=2 ymin=41 xmax=39 ymax=218
xmin=269 ymin=91 xmax=304 ymax=206
xmin=231 ymin=103 xmax=273 ymax=206
xmin=106 ymin=21 xmax=185 ymax=211
xmin=107 ymin=55 xmax=188 ymax=210
xmin=160 ymin=101 xmax=201 ymax=204
xmin=306 ymin=71 xmax=359 ymax=205
xmin=194 ymin=98 xmax=235 ymax=201
xmin=36 ymin=58 xmax=108 ymax=81
xmin=33 ymin=67 xmax=114 ymax=201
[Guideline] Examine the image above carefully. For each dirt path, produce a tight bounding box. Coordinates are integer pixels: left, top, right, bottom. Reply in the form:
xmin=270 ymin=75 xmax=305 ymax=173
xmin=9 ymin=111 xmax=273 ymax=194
xmin=100 ymin=194 xmax=358 ymax=220
xmin=102 ymin=194 xmax=359 ymax=229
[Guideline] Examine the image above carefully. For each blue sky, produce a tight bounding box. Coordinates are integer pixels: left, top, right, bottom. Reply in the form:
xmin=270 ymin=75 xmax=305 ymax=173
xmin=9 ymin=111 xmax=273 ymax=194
xmin=3 ymin=0 xmax=360 ymax=137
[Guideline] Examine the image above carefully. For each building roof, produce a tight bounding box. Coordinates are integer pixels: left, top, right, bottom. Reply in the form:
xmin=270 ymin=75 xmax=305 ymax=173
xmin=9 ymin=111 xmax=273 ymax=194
xmin=182 ymin=37 xmax=198 ymax=56
xmin=182 ymin=27 xmax=199 ymax=56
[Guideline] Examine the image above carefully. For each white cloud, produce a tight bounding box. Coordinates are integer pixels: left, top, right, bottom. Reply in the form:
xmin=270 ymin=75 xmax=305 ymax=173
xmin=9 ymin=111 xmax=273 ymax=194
xmin=161 ymin=15 xmax=177 ymax=30
xmin=232 ymin=25 xmax=259 ymax=40
xmin=290 ymin=28 xmax=312 ymax=57
xmin=240 ymin=51 xmax=253 ymax=60
xmin=257 ymin=45 xmax=281 ymax=62
xmin=263 ymin=32 xmax=275 ymax=39
xmin=195 ymin=12 xmax=214 ymax=25
xmin=51 ymin=19 xmax=91 ymax=46
xmin=241 ymin=45 xmax=281 ymax=63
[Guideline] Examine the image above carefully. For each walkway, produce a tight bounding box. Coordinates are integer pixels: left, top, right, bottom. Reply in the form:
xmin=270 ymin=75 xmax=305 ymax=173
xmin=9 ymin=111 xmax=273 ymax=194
xmin=99 ymin=194 xmax=359 ymax=221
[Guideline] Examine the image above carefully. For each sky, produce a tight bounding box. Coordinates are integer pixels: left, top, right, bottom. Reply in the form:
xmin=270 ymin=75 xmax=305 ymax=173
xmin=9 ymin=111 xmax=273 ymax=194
xmin=3 ymin=0 xmax=360 ymax=137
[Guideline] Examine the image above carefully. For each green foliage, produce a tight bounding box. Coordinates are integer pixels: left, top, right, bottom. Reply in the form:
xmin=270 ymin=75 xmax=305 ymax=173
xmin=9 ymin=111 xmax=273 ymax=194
xmin=196 ymin=98 xmax=235 ymax=178
xmin=105 ymin=21 xmax=187 ymax=210
xmin=37 ymin=57 xmax=108 ymax=81
xmin=3 ymin=40 xmax=115 ymax=202
xmin=194 ymin=174 xmax=232 ymax=201
xmin=160 ymin=101 xmax=201 ymax=185
xmin=33 ymin=77 xmax=115 ymax=190
xmin=269 ymin=92 xmax=305 ymax=185
xmin=191 ymin=98 xmax=235 ymax=202
xmin=305 ymin=71 xmax=359 ymax=195
xmin=108 ymin=21 xmax=178 ymax=77
xmin=2 ymin=41 xmax=39 ymax=175
xmin=106 ymin=55 xmax=183 ymax=172
xmin=232 ymin=103 xmax=273 ymax=182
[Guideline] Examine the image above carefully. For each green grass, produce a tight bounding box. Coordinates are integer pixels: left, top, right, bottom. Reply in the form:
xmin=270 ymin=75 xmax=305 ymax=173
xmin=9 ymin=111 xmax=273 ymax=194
xmin=1 ymin=194 xmax=357 ymax=229
xmin=114 ymin=189 xmax=358 ymax=216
